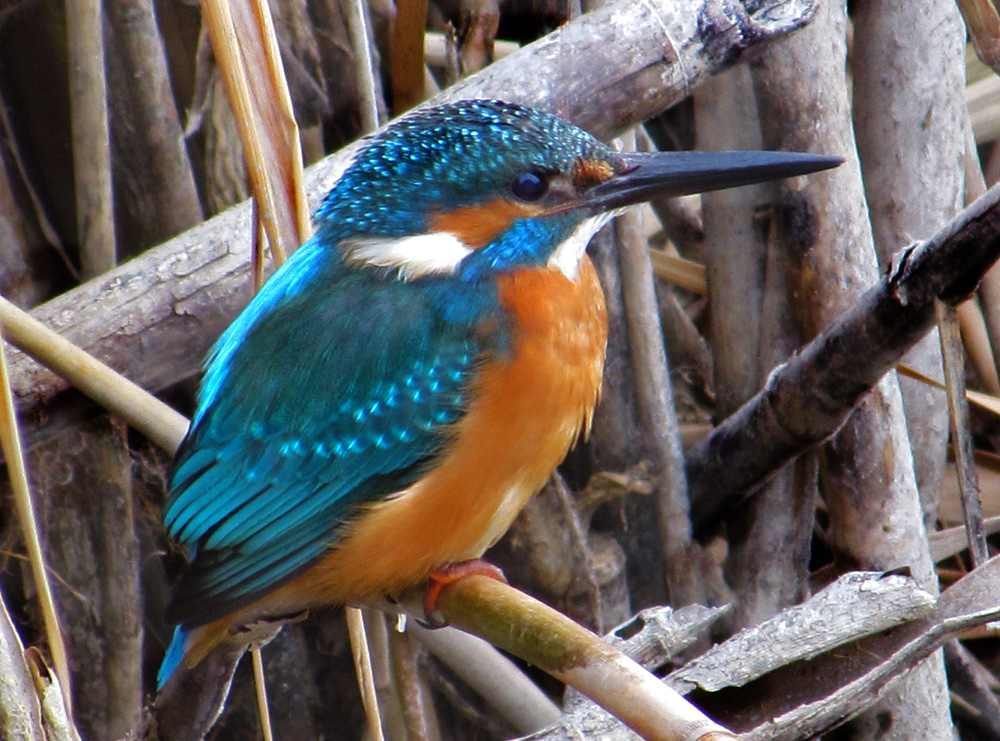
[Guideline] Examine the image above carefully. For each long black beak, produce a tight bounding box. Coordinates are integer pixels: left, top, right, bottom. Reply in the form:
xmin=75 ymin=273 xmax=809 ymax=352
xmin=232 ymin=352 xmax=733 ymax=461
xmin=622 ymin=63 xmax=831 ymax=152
xmin=585 ymin=150 xmax=843 ymax=212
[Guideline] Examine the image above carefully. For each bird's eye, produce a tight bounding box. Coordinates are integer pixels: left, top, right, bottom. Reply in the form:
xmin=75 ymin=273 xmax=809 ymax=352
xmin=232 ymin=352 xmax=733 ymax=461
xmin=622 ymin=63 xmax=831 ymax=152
xmin=510 ymin=170 xmax=549 ymax=202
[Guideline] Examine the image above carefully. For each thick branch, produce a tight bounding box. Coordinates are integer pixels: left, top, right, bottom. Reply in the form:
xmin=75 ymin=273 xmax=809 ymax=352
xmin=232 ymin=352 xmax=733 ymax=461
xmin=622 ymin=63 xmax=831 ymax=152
xmin=731 ymin=555 xmax=1000 ymax=738
xmin=688 ymin=180 xmax=1000 ymax=533
xmin=524 ymin=565 xmax=1000 ymax=740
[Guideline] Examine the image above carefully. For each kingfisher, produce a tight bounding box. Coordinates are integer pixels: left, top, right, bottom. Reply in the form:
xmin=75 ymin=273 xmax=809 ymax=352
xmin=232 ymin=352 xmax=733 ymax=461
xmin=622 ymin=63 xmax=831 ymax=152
xmin=157 ymin=99 xmax=839 ymax=688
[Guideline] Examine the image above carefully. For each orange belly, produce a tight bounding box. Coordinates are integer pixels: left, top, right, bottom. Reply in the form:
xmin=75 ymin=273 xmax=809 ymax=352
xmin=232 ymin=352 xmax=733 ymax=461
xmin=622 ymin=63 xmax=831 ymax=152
xmin=212 ymin=258 xmax=607 ymax=640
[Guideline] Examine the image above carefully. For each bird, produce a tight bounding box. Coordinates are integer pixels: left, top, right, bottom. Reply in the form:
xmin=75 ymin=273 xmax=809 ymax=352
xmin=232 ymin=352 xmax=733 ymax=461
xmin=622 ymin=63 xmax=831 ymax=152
xmin=157 ymin=98 xmax=840 ymax=688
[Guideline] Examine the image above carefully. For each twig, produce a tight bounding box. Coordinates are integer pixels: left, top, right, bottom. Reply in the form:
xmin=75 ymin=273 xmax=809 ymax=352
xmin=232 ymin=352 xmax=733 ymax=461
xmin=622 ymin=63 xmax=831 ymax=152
xmin=347 ymin=606 xmax=385 ymax=741
xmin=648 ymin=251 xmax=706 ymax=295
xmin=250 ymin=647 xmax=274 ymax=741
xmin=25 ymin=649 xmax=78 ymax=741
xmin=687 ymin=177 xmax=1000 ymax=532
xmin=0 ymin=296 xmax=188 ymax=453
xmin=409 ymin=620 xmax=561 ymax=734
xmin=199 ymin=0 xmax=306 ymax=265
xmin=426 ymin=576 xmax=735 ymax=741
xmin=388 ymin=622 xmax=435 ymax=741
xmin=944 ymin=640 xmax=1000 ymax=737
xmin=735 ymin=556 xmax=1000 ymax=739
xmin=957 ymin=0 xmax=1000 ymax=71
xmin=390 ymin=0 xmax=429 ymax=113
xmin=365 ymin=609 xmax=409 ymax=739
xmin=344 ymin=0 xmax=381 ymax=132
xmin=103 ymin=0 xmax=204 ymax=244
xmin=0 ymin=586 xmax=46 ymax=739
xmin=928 ymin=516 xmax=1000 ymax=562
xmin=937 ymin=301 xmax=989 ymax=566
xmin=524 ymin=605 xmax=728 ymax=741
xmin=693 ymin=63 xmax=813 ymax=630
xmin=0 ymin=551 xmax=90 ymax=604
xmin=0 ymin=328 xmax=75 ymax=722
xmin=423 ymin=32 xmax=517 ymax=68
xmin=853 ymin=0 xmax=965 ymax=523
xmin=668 ymin=572 xmax=936 ymax=696
xmin=66 ymin=0 xmax=115 ymax=277
xmin=965 ymin=121 xmax=1000 ymax=392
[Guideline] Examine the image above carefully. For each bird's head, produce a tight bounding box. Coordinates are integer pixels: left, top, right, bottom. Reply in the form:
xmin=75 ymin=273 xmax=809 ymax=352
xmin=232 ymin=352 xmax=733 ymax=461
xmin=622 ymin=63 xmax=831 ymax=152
xmin=316 ymin=99 xmax=840 ymax=282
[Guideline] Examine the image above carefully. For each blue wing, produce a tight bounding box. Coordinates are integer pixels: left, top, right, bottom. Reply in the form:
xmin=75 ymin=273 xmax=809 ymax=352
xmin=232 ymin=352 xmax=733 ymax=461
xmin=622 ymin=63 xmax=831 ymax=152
xmin=163 ymin=240 xmax=494 ymax=627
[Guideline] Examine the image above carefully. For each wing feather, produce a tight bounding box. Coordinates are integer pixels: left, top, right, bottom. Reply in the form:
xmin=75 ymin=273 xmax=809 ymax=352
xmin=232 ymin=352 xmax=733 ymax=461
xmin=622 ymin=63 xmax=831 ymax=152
xmin=163 ymin=243 xmax=492 ymax=626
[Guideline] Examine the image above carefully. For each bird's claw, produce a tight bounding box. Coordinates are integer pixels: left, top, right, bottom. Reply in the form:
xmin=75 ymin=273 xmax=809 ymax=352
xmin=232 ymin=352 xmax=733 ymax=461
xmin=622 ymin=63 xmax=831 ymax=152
xmin=420 ymin=559 xmax=507 ymax=628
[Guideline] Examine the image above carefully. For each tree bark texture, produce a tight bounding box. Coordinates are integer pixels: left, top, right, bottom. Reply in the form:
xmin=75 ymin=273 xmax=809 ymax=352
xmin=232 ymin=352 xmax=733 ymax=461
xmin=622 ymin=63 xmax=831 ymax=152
xmin=66 ymin=0 xmax=116 ymax=278
xmin=27 ymin=417 xmax=142 ymax=741
xmin=694 ymin=65 xmax=813 ymax=632
xmin=104 ymin=0 xmax=204 ymax=256
xmin=852 ymin=0 xmax=967 ymax=528
xmin=751 ymin=4 xmax=952 ymax=736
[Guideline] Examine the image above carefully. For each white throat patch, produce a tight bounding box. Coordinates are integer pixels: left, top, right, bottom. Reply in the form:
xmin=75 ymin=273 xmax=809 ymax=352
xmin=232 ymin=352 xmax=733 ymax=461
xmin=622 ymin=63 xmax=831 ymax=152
xmin=341 ymin=233 xmax=474 ymax=280
xmin=546 ymin=212 xmax=617 ymax=280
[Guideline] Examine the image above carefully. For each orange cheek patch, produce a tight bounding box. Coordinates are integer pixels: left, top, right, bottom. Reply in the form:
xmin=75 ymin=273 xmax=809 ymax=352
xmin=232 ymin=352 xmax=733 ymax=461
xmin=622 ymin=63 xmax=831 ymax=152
xmin=431 ymin=198 xmax=542 ymax=248
xmin=573 ymin=158 xmax=615 ymax=188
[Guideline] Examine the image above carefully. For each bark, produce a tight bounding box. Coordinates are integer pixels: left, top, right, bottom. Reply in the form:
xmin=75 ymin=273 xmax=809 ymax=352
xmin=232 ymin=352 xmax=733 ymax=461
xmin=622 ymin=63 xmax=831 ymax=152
xmin=694 ymin=65 xmax=813 ymax=631
xmin=268 ymin=0 xmax=327 ymax=130
xmin=655 ymin=283 xmax=713 ymax=403
xmin=943 ymin=640 xmax=1000 ymax=738
xmin=344 ymin=0 xmax=384 ymax=132
xmin=686 ymin=175 xmax=1000 ymax=530
xmin=411 ymin=621 xmax=561 ymax=734
xmin=0 ymin=148 xmax=48 ymax=309
xmin=695 ymin=67 xmax=769 ymax=417
xmin=526 ymin=563 xmax=1000 ymax=739
xmin=28 ymin=417 xmax=142 ymax=741
xmin=104 ymin=0 xmax=204 ymax=254
xmin=0 ymin=586 xmax=46 ymax=740
xmin=683 ymin=559 xmax=1000 ymax=739
xmin=751 ymin=5 xmax=950 ymax=736
xmin=199 ymin=62 xmax=251 ymax=215
xmin=390 ymin=0 xmax=430 ymax=113
xmin=66 ymin=0 xmax=115 ymax=278
xmin=852 ymin=0 xmax=966 ymax=526
xmin=616 ymin=187 xmax=705 ymax=609
xmin=968 ymin=121 xmax=1000 ymax=383
xmin=493 ymin=475 xmax=632 ymax=633
xmin=586 ymin=228 xmax=666 ymax=611
xmin=308 ymin=0 xmax=366 ymax=147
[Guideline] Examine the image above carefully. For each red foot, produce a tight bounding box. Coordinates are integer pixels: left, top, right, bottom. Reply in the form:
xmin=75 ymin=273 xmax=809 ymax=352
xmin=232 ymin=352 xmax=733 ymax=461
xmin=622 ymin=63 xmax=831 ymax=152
xmin=422 ymin=559 xmax=507 ymax=627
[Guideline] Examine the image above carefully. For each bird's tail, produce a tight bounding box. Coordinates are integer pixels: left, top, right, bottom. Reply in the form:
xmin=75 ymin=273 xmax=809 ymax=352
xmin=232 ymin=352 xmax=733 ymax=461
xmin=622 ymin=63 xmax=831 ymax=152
xmin=156 ymin=621 xmax=230 ymax=690
xmin=157 ymin=625 xmax=189 ymax=690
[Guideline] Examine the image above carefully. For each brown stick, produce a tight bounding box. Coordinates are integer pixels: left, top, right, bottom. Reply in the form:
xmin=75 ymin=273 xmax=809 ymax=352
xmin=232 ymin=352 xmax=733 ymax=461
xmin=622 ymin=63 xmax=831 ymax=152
xmin=66 ymin=0 xmax=115 ymax=277
xmin=687 ymin=174 xmax=1000 ymax=532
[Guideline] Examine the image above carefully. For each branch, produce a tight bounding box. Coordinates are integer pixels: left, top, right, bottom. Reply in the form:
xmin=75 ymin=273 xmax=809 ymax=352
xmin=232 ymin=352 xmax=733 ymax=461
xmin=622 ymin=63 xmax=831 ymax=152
xmin=428 ymin=576 xmax=735 ymax=741
xmin=687 ymin=179 xmax=1000 ymax=532
xmin=537 ymin=563 xmax=1000 ymax=740
xmin=511 ymin=564 xmax=999 ymax=741
xmin=729 ymin=556 xmax=1000 ymax=738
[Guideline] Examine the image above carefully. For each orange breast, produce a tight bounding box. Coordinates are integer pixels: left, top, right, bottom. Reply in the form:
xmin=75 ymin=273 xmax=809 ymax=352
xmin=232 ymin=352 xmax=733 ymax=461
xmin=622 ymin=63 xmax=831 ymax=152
xmin=264 ymin=257 xmax=608 ymax=611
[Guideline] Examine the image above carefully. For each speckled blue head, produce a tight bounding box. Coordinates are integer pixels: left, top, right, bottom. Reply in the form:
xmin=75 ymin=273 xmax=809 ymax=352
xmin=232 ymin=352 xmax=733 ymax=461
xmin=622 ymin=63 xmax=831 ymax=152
xmin=316 ymin=99 xmax=621 ymax=239
xmin=310 ymin=100 xmax=844 ymax=282
xmin=310 ymin=100 xmax=630 ymax=281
